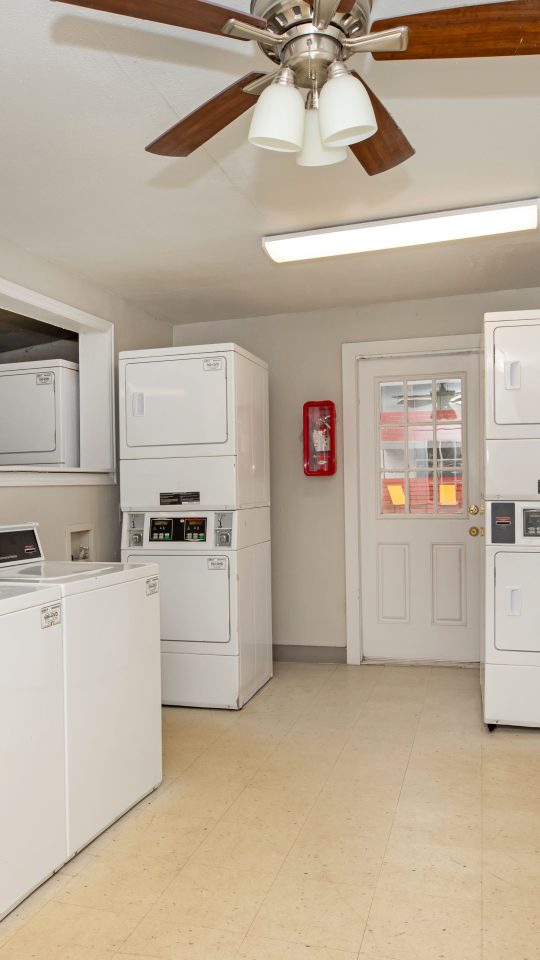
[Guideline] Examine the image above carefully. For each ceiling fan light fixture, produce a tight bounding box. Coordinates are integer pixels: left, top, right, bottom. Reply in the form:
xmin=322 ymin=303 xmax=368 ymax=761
xmin=248 ymin=67 xmax=305 ymax=153
xmin=296 ymin=91 xmax=347 ymax=168
xmin=319 ymin=62 xmax=378 ymax=148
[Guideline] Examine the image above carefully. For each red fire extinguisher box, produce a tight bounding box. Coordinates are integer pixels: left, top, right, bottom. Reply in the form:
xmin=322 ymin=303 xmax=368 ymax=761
xmin=303 ymin=401 xmax=336 ymax=476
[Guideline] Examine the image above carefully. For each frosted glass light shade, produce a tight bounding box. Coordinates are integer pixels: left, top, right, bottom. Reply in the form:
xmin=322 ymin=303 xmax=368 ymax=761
xmin=319 ymin=72 xmax=377 ymax=148
xmin=296 ymin=108 xmax=347 ymax=167
xmin=248 ymin=82 xmax=305 ymax=153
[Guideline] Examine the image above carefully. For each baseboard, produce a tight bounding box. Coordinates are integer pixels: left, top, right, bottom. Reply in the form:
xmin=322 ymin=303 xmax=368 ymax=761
xmin=362 ymin=658 xmax=479 ymax=668
xmin=273 ymin=645 xmax=347 ymax=664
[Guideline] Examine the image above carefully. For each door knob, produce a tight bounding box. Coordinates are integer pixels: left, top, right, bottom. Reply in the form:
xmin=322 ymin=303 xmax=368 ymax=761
xmin=469 ymin=526 xmax=485 ymax=537
xmin=468 ymin=504 xmax=480 ymax=516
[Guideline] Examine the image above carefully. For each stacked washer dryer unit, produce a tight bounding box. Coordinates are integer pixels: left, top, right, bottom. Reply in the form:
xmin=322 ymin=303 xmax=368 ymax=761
xmin=119 ymin=343 xmax=272 ymax=709
xmin=484 ymin=310 xmax=540 ymax=728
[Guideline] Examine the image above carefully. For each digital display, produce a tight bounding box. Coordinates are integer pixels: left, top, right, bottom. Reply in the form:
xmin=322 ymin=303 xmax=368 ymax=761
xmin=150 ymin=517 xmax=207 ymax=543
xmin=524 ymin=509 xmax=540 ymax=537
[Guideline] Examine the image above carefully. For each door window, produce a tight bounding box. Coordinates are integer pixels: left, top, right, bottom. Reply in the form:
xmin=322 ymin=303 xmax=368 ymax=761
xmin=379 ymin=376 xmax=464 ymax=516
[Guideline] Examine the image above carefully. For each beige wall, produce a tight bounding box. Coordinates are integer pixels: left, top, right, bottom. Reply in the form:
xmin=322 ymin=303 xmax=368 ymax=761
xmin=174 ymin=286 xmax=540 ymax=650
xmin=0 ymin=236 xmax=172 ymax=560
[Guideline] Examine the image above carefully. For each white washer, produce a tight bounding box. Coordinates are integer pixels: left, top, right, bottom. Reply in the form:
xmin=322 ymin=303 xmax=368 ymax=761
xmin=0 ymin=578 xmax=66 ymax=920
xmin=0 ymin=524 xmax=163 ymax=857
xmin=484 ymin=502 xmax=540 ymax=727
xmin=122 ymin=508 xmax=272 ymax=709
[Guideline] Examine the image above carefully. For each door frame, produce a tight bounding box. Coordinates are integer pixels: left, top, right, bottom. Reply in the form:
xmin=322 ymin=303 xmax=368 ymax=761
xmin=342 ymin=334 xmax=481 ymax=665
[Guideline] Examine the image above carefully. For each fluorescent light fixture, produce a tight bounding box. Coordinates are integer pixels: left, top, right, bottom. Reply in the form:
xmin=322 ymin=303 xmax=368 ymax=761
xmin=262 ymin=199 xmax=539 ymax=264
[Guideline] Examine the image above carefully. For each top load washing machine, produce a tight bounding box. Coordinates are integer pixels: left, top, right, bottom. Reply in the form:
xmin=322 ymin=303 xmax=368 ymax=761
xmin=119 ymin=343 xmax=270 ymax=511
xmin=485 ymin=310 xmax=540 ymax=499
xmin=0 ymin=524 xmax=162 ymax=858
xmin=0 ymin=360 xmax=79 ymax=467
xmin=0 ymin=578 xmax=66 ymax=920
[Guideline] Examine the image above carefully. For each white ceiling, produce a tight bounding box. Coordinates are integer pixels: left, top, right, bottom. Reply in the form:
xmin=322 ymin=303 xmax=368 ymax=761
xmin=2 ymin=0 xmax=540 ymax=324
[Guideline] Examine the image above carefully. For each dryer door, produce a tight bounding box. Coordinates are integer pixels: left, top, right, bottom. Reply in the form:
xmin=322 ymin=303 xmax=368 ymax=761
xmin=495 ymin=551 xmax=540 ymax=652
xmin=0 ymin=371 xmax=57 ymax=460
xmin=126 ymin=553 xmax=231 ymax=648
xmin=124 ymin=356 xmax=228 ymax=450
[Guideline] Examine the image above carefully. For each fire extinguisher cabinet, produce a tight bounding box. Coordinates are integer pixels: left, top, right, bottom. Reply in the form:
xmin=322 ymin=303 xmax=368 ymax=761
xmin=303 ymin=401 xmax=336 ymax=476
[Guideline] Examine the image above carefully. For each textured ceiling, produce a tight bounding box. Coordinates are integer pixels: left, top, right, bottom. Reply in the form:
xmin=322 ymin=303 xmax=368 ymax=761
xmin=1 ymin=0 xmax=540 ymax=324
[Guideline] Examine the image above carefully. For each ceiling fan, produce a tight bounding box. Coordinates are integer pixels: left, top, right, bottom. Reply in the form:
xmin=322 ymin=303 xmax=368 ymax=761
xmin=51 ymin=0 xmax=540 ymax=173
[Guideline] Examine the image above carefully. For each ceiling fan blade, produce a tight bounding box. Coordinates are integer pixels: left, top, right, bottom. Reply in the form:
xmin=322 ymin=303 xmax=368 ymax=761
xmin=349 ymin=74 xmax=415 ymax=175
xmin=371 ymin=0 xmax=540 ymax=59
xmin=50 ymin=0 xmax=267 ymax=39
xmin=146 ymin=72 xmax=266 ymax=156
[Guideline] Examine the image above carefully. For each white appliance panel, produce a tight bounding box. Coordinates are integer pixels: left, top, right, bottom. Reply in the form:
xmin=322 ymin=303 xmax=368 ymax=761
xmin=0 ymin=602 xmax=66 ymax=919
xmin=64 ymin=576 xmax=162 ymax=855
xmin=120 ymin=456 xmax=238 ymax=512
xmin=0 ymin=372 xmax=56 ymax=454
xmin=126 ymin=552 xmax=231 ymax=647
xmin=485 ymin=439 xmax=540 ymax=500
xmin=494 ymin=325 xmax=540 ymax=425
xmin=494 ymin=552 xmax=540 ymax=653
xmin=125 ymin=357 xmax=228 ymax=449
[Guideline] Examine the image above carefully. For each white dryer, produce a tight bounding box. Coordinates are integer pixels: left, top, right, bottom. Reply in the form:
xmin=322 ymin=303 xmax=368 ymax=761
xmin=0 ymin=360 xmax=79 ymax=467
xmin=122 ymin=507 xmax=272 ymax=709
xmin=0 ymin=524 xmax=162 ymax=857
xmin=119 ymin=343 xmax=270 ymax=511
xmin=484 ymin=502 xmax=540 ymax=728
xmin=0 ymin=575 xmax=66 ymax=920
xmin=484 ymin=310 xmax=540 ymax=500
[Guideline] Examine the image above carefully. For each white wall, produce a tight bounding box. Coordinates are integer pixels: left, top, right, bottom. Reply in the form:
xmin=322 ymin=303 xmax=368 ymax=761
xmin=174 ymin=286 xmax=540 ymax=652
xmin=0 ymin=235 xmax=172 ymax=560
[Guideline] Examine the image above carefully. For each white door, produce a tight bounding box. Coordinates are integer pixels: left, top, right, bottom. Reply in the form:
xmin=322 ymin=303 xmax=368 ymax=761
xmin=0 ymin=372 xmax=56 ymax=455
xmin=124 ymin=357 xmax=228 ymax=449
xmin=358 ymin=352 xmax=482 ymax=662
xmin=126 ymin=553 xmax=231 ymax=648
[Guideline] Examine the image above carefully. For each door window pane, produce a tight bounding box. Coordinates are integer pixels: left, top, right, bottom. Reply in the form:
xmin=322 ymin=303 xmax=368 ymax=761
xmin=381 ymin=473 xmax=407 ymax=514
xmin=436 ymin=379 xmax=462 ymax=420
xmin=406 ymin=380 xmax=433 ymax=422
xmin=409 ymin=471 xmax=435 ymax=514
xmin=380 ymin=381 xmax=405 ymax=423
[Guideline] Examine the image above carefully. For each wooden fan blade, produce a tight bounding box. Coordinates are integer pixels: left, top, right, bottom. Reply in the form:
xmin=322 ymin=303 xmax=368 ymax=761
xmin=146 ymin=72 xmax=266 ymax=156
xmin=371 ymin=0 xmax=540 ymax=59
xmin=349 ymin=74 xmax=415 ymax=175
xmin=50 ymin=0 xmax=267 ymax=38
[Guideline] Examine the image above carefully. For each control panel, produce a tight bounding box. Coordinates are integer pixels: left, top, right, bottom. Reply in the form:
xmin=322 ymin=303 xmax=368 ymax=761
xmin=150 ymin=517 xmax=207 ymax=542
xmin=0 ymin=527 xmax=42 ymax=566
xmin=122 ymin=512 xmax=237 ymax=550
xmin=523 ymin=508 xmax=540 ymax=537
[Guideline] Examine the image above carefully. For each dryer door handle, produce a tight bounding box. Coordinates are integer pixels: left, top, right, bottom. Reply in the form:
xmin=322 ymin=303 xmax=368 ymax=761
xmin=505 ymin=587 xmax=522 ymax=617
xmin=132 ymin=392 xmax=145 ymax=417
xmin=504 ymin=361 xmax=521 ymax=391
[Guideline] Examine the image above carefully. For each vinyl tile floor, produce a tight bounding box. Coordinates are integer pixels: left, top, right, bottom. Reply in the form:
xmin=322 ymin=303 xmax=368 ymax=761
xmin=1 ymin=662 xmax=540 ymax=960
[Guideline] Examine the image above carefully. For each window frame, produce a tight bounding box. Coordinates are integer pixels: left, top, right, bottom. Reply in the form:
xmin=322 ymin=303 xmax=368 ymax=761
xmin=0 ymin=277 xmax=115 ymax=486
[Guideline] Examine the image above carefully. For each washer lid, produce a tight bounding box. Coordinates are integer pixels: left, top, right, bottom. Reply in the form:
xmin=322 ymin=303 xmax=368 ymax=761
xmin=1 ymin=561 xmax=117 ymax=582
xmin=0 ymin=581 xmax=61 ymax=615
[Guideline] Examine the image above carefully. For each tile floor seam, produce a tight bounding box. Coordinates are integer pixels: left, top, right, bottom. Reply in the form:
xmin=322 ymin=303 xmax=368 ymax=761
xmin=231 ymin=666 xmax=384 ymax=959
xmin=355 ymin=665 xmax=434 ymax=960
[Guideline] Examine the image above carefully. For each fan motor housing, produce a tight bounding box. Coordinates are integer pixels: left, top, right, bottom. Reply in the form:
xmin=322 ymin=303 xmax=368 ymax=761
xmin=250 ymin=0 xmax=372 ymax=85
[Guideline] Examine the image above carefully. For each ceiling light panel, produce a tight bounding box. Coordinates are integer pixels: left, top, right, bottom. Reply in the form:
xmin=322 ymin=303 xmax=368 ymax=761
xmin=262 ymin=200 xmax=539 ymax=264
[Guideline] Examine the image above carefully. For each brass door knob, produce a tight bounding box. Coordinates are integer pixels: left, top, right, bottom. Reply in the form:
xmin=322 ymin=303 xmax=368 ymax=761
xmin=469 ymin=526 xmax=480 ymax=537
xmin=469 ymin=504 xmax=480 ymax=516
